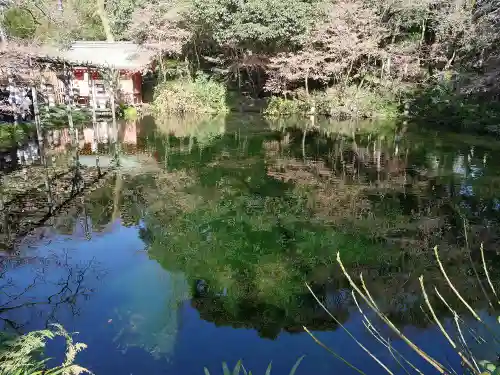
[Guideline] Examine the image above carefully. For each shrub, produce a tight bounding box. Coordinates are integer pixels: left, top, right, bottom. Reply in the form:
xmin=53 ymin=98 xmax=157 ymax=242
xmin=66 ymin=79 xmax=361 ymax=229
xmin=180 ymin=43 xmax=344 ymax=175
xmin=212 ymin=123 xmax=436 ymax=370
xmin=118 ymin=105 xmax=138 ymax=120
xmin=153 ymin=72 xmax=229 ymax=115
xmin=264 ymin=86 xmax=399 ymax=119
xmin=0 ymin=123 xmax=34 ymax=149
xmin=0 ymin=323 xmax=91 ymax=375
xmin=318 ymin=86 xmax=399 ymax=119
xmin=408 ymin=79 xmax=500 ymax=134
xmin=264 ymin=96 xmax=308 ymax=116
xmin=40 ymin=105 xmax=92 ymax=129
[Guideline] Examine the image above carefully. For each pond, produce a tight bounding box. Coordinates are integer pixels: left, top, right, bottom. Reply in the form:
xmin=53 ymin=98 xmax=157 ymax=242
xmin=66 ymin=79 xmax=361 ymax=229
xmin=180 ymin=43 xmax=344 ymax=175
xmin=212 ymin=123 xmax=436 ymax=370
xmin=1 ymin=114 xmax=500 ymax=375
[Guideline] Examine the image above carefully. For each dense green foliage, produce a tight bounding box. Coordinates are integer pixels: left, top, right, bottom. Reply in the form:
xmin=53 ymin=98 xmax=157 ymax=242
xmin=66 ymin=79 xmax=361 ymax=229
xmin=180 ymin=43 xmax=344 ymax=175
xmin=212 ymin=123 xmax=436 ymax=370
xmin=0 ymin=122 xmax=35 ymax=149
xmin=3 ymin=7 xmax=37 ymax=39
xmin=129 ymin=0 xmax=499 ymax=120
xmin=41 ymin=106 xmax=92 ymax=129
xmin=264 ymin=87 xmax=399 ymax=118
xmin=153 ymin=73 xmax=229 ymax=114
xmin=186 ymin=0 xmax=316 ymax=52
xmin=107 ymin=0 xmax=143 ymax=39
xmin=2 ymin=0 xmax=498 ymax=121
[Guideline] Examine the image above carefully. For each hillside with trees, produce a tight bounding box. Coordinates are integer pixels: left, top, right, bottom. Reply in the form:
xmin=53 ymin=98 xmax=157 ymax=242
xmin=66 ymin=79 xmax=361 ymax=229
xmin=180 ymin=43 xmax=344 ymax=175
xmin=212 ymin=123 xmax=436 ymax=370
xmin=1 ymin=0 xmax=499 ymax=125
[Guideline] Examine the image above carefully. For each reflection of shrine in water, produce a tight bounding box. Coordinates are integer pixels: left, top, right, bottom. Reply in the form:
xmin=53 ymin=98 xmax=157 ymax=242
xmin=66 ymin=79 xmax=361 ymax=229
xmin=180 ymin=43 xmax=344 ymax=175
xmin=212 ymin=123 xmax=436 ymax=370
xmin=0 ymin=121 xmax=134 ymax=172
xmin=46 ymin=120 xmax=138 ymax=157
xmin=0 ymin=140 xmax=41 ymax=172
xmin=0 ymin=119 xmax=145 ymax=249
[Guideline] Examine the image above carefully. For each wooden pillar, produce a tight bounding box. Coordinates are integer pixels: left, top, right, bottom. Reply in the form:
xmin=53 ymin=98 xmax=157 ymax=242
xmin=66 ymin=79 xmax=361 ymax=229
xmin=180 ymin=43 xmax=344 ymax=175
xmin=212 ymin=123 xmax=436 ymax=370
xmin=64 ymin=63 xmax=81 ymax=195
xmin=32 ymin=84 xmax=54 ymax=212
xmin=106 ymin=120 xmax=111 ymax=149
xmin=64 ymin=64 xmax=75 ymax=136
xmin=89 ymin=69 xmax=101 ymax=177
xmin=133 ymin=72 xmax=143 ymax=105
xmin=42 ymin=65 xmax=58 ymax=167
xmin=109 ymin=68 xmax=122 ymax=220
xmin=110 ymin=68 xmax=119 ymax=167
xmin=29 ymin=58 xmax=54 ymax=211
xmin=7 ymin=69 xmax=18 ymax=126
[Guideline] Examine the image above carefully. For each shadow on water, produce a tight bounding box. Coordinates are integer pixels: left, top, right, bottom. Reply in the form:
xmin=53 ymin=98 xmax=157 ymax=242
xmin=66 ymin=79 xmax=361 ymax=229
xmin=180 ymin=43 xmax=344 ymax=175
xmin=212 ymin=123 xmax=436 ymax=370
xmin=2 ymin=114 xmax=500 ymax=374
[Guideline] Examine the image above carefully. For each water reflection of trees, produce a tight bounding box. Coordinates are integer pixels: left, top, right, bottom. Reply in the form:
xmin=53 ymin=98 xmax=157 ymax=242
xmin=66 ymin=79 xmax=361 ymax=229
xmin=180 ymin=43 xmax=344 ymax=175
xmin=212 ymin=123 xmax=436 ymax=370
xmin=191 ymin=279 xmax=351 ymax=339
xmin=0 ymin=252 xmax=102 ymax=333
xmin=0 ymin=118 xmax=123 ymax=248
xmin=0 ymin=116 xmax=156 ymax=248
xmin=8 ymin=114 xmax=496 ymax=340
xmin=140 ymin=115 xmax=500 ymax=335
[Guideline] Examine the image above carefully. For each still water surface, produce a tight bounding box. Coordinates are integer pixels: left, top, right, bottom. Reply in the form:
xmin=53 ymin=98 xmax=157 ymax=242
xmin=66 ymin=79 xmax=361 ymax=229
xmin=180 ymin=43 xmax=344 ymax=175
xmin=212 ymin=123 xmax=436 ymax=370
xmin=1 ymin=114 xmax=500 ymax=374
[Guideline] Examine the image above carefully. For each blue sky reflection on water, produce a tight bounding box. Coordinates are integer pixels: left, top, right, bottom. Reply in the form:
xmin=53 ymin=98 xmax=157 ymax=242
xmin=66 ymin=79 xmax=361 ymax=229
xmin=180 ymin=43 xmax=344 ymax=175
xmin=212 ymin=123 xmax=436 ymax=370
xmin=5 ymin=117 xmax=500 ymax=374
xmin=0 ymin=217 xmax=466 ymax=375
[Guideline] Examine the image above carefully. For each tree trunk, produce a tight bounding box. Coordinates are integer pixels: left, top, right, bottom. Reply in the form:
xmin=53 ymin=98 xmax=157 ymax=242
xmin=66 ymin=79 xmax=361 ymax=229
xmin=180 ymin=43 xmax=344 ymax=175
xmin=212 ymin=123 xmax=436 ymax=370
xmin=96 ymin=0 xmax=114 ymax=42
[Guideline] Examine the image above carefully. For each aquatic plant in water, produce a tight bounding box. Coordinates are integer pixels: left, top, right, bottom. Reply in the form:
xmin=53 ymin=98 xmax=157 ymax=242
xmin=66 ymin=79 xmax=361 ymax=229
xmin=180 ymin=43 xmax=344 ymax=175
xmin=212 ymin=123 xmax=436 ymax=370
xmin=204 ymin=356 xmax=304 ymax=375
xmin=0 ymin=323 xmax=91 ymax=375
xmin=301 ymin=245 xmax=500 ymax=375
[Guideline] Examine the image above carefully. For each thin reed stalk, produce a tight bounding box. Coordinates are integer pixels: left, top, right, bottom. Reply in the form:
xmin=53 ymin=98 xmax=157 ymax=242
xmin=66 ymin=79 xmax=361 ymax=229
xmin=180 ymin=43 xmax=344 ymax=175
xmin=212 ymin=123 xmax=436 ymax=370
xmin=480 ymin=243 xmax=499 ymax=304
xmin=303 ymin=327 xmax=367 ymax=375
xmin=351 ymin=291 xmax=424 ymax=375
xmin=419 ymin=276 xmax=479 ymax=374
xmin=433 ymin=246 xmax=482 ymax=322
xmin=434 ymin=288 xmax=486 ymax=345
xmin=305 ymin=284 xmax=394 ymax=375
xmin=463 ymin=220 xmax=494 ymax=310
xmin=363 ymin=322 xmax=412 ymax=375
xmin=434 ymin=245 xmax=500 ymax=349
xmin=454 ymin=314 xmax=480 ymax=373
xmin=336 ymin=252 xmax=451 ymax=375
xmin=431 ymin=289 xmax=479 ymax=365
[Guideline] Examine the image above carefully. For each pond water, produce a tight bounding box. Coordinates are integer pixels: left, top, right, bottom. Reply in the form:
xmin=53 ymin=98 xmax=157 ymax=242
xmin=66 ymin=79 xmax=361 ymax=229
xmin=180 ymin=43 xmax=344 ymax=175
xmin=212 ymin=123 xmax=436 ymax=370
xmin=1 ymin=114 xmax=500 ymax=375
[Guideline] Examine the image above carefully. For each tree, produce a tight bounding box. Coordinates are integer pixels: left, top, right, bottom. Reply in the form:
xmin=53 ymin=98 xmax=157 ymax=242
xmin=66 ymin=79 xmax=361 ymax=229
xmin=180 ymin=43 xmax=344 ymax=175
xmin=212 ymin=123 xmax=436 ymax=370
xmin=127 ymin=0 xmax=191 ymax=54
xmin=0 ymin=0 xmax=108 ymax=43
xmin=107 ymin=0 xmax=144 ymax=39
xmin=96 ymin=0 xmax=114 ymax=41
xmin=265 ymin=0 xmax=390 ymax=93
xmin=3 ymin=6 xmax=36 ymax=39
xmin=185 ymin=0 xmax=317 ymax=53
